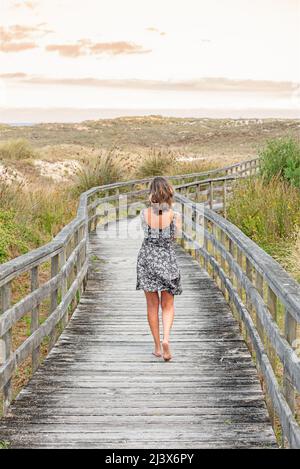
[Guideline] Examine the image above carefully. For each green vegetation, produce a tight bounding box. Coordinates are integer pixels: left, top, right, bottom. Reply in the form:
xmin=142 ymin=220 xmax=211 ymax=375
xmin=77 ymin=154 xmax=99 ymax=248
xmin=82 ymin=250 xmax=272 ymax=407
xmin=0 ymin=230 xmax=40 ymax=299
xmin=228 ymin=137 xmax=300 ymax=281
xmin=227 ymin=177 xmax=300 ymax=257
xmin=74 ymin=150 xmax=123 ymax=194
xmin=135 ymin=148 xmax=176 ymax=177
xmin=0 ymin=181 xmax=77 ymax=262
xmin=0 ymin=209 xmax=41 ymax=263
xmin=260 ymin=137 xmax=300 ymax=188
xmin=0 ymin=440 xmax=10 ymax=449
xmin=0 ymin=138 xmax=37 ymax=160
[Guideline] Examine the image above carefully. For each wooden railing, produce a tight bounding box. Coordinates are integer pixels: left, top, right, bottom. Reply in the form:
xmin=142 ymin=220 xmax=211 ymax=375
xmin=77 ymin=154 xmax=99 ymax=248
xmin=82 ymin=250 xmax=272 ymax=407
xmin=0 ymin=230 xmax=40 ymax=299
xmin=0 ymin=156 xmax=258 ymax=417
xmin=175 ymin=193 xmax=300 ymax=448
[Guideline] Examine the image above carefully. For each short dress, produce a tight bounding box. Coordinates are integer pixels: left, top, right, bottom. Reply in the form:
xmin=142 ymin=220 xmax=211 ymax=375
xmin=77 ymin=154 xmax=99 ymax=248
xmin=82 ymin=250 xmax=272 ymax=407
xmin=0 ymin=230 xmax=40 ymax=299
xmin=136 ymin=208 xmax=183 ymax=295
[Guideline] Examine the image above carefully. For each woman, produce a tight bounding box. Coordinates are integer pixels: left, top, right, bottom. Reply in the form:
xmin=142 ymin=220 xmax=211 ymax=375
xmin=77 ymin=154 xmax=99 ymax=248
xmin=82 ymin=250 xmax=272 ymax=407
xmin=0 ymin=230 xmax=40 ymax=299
xmin=136 ymin=176 xmax=183 ymax=361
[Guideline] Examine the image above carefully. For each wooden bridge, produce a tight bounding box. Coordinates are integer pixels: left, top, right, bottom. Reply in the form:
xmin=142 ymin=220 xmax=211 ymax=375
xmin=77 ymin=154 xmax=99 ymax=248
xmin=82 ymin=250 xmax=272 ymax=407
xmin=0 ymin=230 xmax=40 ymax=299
xmin=0 ymin=158 xmax=300 ymax=448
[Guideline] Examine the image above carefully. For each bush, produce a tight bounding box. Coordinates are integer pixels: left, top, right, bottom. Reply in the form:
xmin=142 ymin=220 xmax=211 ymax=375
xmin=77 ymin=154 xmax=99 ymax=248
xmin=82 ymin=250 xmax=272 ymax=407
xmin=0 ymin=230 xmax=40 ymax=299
xmin=135 ymin=148 xmax=176 ymax=178
xmin=259 ymin=137 xmax=300 ymax=188
xmin=74 ymin=150 xmax=122 ymax=194
xmin=0 ymin=182 xmax=77 ymax=262
xmin=0 ymin=209 xmax=41 ymax=263
xmin=0 ymin=139 xmax=37 ymax=160
xmin=227 ymin=177 xmax=300 ymax=257
xmin=29 ymin=188 xmax=77 ymax=237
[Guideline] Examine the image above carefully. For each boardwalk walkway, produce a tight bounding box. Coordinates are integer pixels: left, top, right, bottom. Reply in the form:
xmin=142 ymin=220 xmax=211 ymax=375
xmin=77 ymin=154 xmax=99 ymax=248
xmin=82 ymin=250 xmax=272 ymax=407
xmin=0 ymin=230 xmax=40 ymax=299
xmin=0 ymin=218 xmax=276 ymax=448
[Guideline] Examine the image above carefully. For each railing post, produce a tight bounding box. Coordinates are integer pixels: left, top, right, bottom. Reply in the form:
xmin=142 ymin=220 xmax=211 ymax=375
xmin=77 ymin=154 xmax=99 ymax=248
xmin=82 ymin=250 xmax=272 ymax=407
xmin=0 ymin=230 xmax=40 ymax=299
xmin=203 ymin=217 xmax=209 ymax=271
xmin=267 ymin=287 xmax=277 ymax=373
xmin=181 ymin=201 xmax=185 ymax=250
xmin=255 ymin=271 xmax=265 ymax=348
xmin=49 ymin=253 xmax=59 ymax=351
xmin=115 ymin=188 xmax=120 ymax=221
xmin=254 ymin=270 xmax=265 ymax=392
xmin=0 ymin=282 xmax=12 ymax=415
xmin=283 ymin=309 xmax=297 ymax=416
xmin=59 ymin=246 xmax=68 ymax=328
xmin=209 ymin=181 xmax=213 ymax=209
xmin=245 ymin=258 xmax=254 ymax=354
xmin=195 ymin=184 xmax=200 ymax=202
xmin=31 ymin=266 xmax=40 ymax=373
xmin=266 ymin=286 xmax=278 ymax=428
xmin=223 ymin=179 xmax=227 ymax=218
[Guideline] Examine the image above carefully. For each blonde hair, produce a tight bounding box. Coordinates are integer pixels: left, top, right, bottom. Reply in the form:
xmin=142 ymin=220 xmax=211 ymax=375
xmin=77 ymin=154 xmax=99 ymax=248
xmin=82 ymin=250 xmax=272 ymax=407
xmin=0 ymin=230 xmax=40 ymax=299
xmin=148 ymin=176 xmax=174 ymax=208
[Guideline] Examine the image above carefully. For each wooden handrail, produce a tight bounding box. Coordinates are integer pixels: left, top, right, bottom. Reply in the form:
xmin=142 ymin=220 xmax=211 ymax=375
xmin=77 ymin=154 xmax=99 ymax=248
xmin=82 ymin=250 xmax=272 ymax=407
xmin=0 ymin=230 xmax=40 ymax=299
xmin=0 ymin=156 xmax=259 ymax=417
xmin=175 ymin=193 xmax=300 ymax=448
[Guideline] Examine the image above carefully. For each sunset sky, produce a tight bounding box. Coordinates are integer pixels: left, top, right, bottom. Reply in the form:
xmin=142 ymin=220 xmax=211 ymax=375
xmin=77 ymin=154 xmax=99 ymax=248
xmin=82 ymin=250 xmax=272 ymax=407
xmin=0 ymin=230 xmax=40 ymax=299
xmin=0 ymin=0 xmax=300 ymax=121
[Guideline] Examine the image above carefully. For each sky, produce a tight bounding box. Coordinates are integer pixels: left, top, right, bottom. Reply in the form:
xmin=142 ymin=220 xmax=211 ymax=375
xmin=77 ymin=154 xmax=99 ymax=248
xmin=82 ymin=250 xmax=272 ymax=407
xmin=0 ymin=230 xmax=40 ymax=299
xmin=0 ymin=0 xmax=300 ymax=121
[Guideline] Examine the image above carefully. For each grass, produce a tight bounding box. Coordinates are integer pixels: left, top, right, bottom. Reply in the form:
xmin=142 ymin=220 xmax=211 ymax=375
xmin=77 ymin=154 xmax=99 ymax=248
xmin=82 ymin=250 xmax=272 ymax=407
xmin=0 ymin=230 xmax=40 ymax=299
xmin=0 ymin=181 xmax=77 ymax=262
xmin=73 ymin=149 xmax=123 ymax=194
xmin=0 ymin=440 xmax=10 ymax=449
xmin=1 ymin=118 xmax=299 ymax=163
xmin=135 ymin=148 xmax=177 ymax=178
xmin=227 ymin=176 xmax=300 ymax=261
xmin=260 ymin=137 xmax=300 ymax=188
xmin=0 ymin=138 xmax=37 ymax=160
xmin=1 ymin=128 xmax=300 ymax=426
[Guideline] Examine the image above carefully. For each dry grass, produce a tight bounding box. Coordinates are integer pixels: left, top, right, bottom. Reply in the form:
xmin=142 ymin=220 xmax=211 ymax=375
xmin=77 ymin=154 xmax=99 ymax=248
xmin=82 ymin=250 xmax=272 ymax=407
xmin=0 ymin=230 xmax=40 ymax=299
xmin=135 ymin=148 xmax=177 ymax=177
xmin=0 ymin=138 xmax=37 ymax=160
xmin=73 ymin=149 xmax=124 ymax=194
xmin=227 ymin=176 xmax=300 ymax=258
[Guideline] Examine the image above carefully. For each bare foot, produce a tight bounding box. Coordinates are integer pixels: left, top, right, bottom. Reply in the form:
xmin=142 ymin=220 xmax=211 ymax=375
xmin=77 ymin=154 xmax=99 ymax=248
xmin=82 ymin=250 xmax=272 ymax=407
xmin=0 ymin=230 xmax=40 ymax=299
xmin=162 ymin=341 xmax=172 ymax=361
xmin=152 ymin=345 xmax=161 ymax=357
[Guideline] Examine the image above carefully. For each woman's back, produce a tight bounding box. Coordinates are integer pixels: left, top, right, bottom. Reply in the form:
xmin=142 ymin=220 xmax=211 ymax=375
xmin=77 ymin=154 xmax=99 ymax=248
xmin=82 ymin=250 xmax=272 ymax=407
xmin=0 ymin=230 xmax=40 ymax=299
xmin=140 ymin=207 xmax=177 ymax=239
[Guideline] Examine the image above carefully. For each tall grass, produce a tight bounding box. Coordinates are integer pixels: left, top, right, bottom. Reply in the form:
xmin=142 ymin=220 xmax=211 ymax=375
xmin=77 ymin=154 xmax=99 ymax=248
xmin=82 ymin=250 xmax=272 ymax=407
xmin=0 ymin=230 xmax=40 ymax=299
xmin=0 ymin=139 xmax=37 ymax=160
xmin=0 ymin=181 xmax=77 ymax=262
xmin=168 ymin=159 xmax=218 ymax=176
xmin=135 ymin=148 xmax=176 ymax=178
xmin=227 ymin=177 xmax=300 ymax=259
xmin=74 ymin=150 xmax=123 ymax=194
xmin=260 ymin=137 xmax=300 ymax=188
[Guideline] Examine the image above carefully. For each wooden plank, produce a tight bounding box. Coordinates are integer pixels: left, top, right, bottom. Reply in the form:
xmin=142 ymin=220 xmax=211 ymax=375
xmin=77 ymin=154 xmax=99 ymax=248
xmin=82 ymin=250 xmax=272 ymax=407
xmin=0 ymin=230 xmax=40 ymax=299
xmin=0 ymin=217 xmax=276 ymax=448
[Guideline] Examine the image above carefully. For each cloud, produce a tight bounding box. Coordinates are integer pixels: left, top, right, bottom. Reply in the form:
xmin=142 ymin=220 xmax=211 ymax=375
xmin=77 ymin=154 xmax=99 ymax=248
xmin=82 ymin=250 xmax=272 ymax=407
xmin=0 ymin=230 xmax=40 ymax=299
xmin=0 ymin=23 xmax=53 ymax=53
xmin=0 ymin=73 xmax=297 ymax=94
xmin=0 ymin=72 xmax=27 ymax=78
xmin=0 ymin=42 xmax=37 ymax=52
xmin=146 ymin=27 xmax=166 ymax=36
xmin=45 ymin=43 xmax=87 ymax=58
xmin=13 ymin=1 xmax=38 ymax=9
xmin=89 ymin=41 xmax=151 ymax=55
xmin=45 ymin=40 xmax=151 ymax=57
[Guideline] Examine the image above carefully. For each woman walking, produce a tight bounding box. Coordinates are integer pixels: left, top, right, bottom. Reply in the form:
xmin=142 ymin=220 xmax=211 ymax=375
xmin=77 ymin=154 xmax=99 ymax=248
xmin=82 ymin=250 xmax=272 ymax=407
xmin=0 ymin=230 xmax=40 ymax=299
xmin=136 ymin=176 xmax=183 ymax=361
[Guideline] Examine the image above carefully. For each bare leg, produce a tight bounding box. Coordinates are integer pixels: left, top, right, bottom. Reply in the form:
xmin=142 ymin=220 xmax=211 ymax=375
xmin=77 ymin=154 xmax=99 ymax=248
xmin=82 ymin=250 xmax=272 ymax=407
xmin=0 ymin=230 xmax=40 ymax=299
xmin=144 ymin=291 xmax=161 ymax=356
xmin=161 ymin=290 xmax=175 ymax=361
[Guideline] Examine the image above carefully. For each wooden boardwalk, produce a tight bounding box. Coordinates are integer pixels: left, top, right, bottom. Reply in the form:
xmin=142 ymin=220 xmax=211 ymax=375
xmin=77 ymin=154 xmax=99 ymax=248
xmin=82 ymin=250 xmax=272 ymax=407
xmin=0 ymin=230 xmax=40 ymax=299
xmin=0 ymin=217 xmax=277 ymax=448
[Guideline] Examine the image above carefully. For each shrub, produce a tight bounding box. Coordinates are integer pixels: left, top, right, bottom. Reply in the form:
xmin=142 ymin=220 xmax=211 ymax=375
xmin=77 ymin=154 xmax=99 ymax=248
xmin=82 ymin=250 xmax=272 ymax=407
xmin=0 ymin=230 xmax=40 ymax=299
xmin=135 ymin=148 xmax=176 ymax=178
xmin=227 ymin=177 xmax=300 ymax=257
xmin=0 ymin=182 xmax=77 ymax=261
xmin=0 ymin=209 xmax=41 ymax=263
xmin=0 ymin=139 xmax=37 ymax=160
xmin=73 ymin=149 xmax=122 ymax=194
xmin=29 ymin=188 xmax=77 ymax=237
xmin=259 ymin=137 xmax=300 ymax=188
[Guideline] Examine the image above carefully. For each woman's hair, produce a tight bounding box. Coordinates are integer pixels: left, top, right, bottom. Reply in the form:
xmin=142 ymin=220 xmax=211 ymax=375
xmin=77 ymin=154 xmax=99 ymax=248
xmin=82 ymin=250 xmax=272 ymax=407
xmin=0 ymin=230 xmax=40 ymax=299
xmin=148 ymin=176 xmax=174 ymax=208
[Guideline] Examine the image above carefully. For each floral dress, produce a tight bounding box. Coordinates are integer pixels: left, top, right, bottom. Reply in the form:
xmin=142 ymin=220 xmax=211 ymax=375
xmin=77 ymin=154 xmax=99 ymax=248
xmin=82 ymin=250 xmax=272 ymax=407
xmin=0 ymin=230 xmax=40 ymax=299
xmin=136 ymin=207 xmax=183 ymax=295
